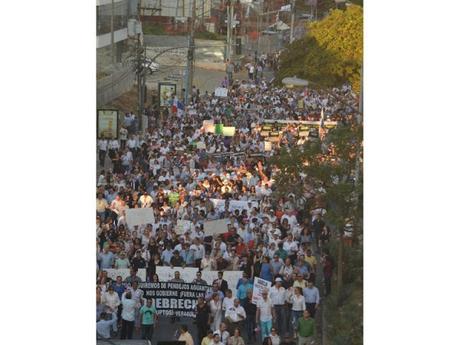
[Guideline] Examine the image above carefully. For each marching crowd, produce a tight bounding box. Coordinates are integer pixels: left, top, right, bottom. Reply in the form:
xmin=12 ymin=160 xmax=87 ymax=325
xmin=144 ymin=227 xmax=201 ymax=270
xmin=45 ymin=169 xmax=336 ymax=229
xmin=96 ymin=72 xmax=359 ymax=344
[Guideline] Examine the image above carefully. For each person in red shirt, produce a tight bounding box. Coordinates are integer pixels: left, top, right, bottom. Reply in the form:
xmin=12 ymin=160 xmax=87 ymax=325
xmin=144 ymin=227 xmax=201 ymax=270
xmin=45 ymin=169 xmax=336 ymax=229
xmin=235 ymin=238 xmax=248 ymax=257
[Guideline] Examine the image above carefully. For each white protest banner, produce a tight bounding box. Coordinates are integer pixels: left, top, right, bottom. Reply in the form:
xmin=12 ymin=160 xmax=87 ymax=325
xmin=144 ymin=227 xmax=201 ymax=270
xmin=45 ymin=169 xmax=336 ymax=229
xmin=251 ymin=277 xmax=272 ymax=305
xmin=210 ymin=198 xmax=227 ymax=212
xmin=215 ymin=87 xmax=228 ymax=97
xmin=105 ymin=268 xmax=147 ymax=282
xmin=156 ymin=266 xmax=199 ymax=282
xmin=229 ymin=200 xmax=259 ymax=212
xmin=203 ymin=218 xmax=229 ymax=235
xmin=201 ymin=271 xmax=243 ymax=296
xmin=125 ymin=208 xmax=155 ymax=229
xmin=176 ymin=220 xmax=192 ymax=234
xmin=210 ymin=199 xmax=259 ymax=213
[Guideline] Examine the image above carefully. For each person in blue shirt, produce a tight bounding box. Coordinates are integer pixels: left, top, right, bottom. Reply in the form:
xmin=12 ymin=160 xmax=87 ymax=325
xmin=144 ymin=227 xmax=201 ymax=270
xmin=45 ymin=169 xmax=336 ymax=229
xmin=112 ymin=276 xmax=126 ymax=299
xmin=295 ymin=255 xmax=310 ymax=279
xmin=181 ymin=243 xmax=195 ymax=267
xmin=161 ymin=245 xmax=173 ymax=265
xmin=260 ymin=256 xmax=274 ymax=282
xmin=98 ymin=246 xmax=115 ymax=269
xmin=97 ymin=312 xmax=118 ymax=339
xmin=237 ymin=274 xmax=254 ymax=308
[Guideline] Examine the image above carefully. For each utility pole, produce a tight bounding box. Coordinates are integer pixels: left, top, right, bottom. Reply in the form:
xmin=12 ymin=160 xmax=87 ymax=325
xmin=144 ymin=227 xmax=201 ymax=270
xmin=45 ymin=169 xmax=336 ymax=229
xmin=111 ymin=0 xmax=115 ymax=64
xmin=226 ymin=1 xmax=232 ymax=60
xmin=185 ymin=0 xmax=196 ymax=104
xmin=289 ymin=0 xmax=296 ymax=43
xmin=201 ymin=0 xmax=205 ymax=27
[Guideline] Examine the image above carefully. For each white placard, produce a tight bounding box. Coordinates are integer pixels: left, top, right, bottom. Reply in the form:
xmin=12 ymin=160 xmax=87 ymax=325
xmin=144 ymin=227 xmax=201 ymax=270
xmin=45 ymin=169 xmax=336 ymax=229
xmin=203 ymin=218 xmax=230 ymax=235
xmin=251 ymin=277 xmax=272 ymax=305
xmin=125 ymin=208 xmax=155 ymax=229
xmin=215 ymin=87 xmax=228 ymax=97
xmin=210 ymin=199 xmax=259 ymax=213
xmin=264 ymin=141 xmax=272 ymax=151
xmin=196 ymin=141 xmax=206 ymax=149
xmin=105 ymin=268 xmax=147 ymax=282
xmin=156 ymin=266 xmax=199 ymax=282
xmin=176 ymin=220 xmax=192 ymax=234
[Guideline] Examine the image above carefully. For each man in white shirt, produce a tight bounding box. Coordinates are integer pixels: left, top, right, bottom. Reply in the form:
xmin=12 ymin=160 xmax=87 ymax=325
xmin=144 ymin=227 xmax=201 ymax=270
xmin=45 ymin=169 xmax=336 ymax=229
xmin=222 ymin=290 xmax=235 ymax=314
xmin=270 ymin=278 xmax=287 ymax=337
xmin=224 ymin=299 xmax=246 ymax=334
xmin=102 ymin=286 xmax=121 ymax=330
xmin=139 ymin=191 xmax=154 ymax=208
xmin=283 ymin=234 xmax=299 ymax=260
xmin=214 ymin=323 xmax=230 ymax=345
xmin=281 ymin=213 xmax=298 ymax=228
xmin=98 ymin=139 xmax=108 ymax=167
xmin=190 ymin=238 xmax=205 ymax=268
xmin=119 ymin=126 xmax=128 ymax=149
xmin=211 ymin=332 xmax=225 ymax=345
xmin=256 ymin=290 xmax=275 ymax=341
xmin=120 ymin=291 xmax=137 ymax=339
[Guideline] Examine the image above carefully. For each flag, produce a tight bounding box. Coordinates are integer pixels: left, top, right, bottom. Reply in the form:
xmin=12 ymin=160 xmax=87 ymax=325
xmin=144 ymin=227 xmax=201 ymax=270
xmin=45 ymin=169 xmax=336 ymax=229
xmin=172 ymin=97 xmax=178 ymax=113
xmin=319 ymin=108 xmax=326 ymax=140
xmin=320 ymin=108 xmax=325 ymax=128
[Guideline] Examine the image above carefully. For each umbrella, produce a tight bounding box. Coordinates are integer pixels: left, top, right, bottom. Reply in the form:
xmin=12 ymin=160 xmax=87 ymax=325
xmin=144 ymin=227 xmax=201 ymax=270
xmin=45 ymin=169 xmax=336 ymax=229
xmin=281 ymin=76 xmax=309 ymax=87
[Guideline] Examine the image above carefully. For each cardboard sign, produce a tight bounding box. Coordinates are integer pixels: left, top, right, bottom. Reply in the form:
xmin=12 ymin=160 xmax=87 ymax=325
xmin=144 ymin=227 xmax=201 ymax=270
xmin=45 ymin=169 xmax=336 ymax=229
xmin=222 ymin=126 xmax=236 ymax=136
xmin=251 ymin=277 xmax=272 ymax=305
xmin=215 ymin=87 xmax=228 ymax=97
xmin=176 ymin=220 xmax=192 ymax=234
xmin=215 ymin=124 xmax=224 ymax=135
xmin=203 ymin=218 xmax=229 ymax=235
xmin=264 ymin=141 xmax=272 ymax=151
xmin=125 ymin=208 xmax=155 ymax=229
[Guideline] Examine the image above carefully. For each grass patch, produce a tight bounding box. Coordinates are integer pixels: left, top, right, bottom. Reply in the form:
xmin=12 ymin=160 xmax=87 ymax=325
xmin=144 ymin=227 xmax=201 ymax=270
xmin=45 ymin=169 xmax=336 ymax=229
xmin=195 ymin=31 xmax=225 ymax=40
xmin=143 ymin=22 xmax=166 ymax=35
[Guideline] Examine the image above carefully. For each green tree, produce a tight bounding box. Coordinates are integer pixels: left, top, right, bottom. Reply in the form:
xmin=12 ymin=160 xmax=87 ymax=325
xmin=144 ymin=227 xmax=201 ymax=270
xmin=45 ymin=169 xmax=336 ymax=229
xmin=276 ymin=5 xmax=363 ymax=92
xmin=270 ymin=122 xmax=363 ymax=344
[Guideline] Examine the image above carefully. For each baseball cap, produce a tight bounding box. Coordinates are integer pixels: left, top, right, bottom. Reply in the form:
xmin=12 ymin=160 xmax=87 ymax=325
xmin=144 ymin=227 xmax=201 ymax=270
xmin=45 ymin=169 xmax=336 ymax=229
xmin=275 ymin=277 xmax=283 ymax=282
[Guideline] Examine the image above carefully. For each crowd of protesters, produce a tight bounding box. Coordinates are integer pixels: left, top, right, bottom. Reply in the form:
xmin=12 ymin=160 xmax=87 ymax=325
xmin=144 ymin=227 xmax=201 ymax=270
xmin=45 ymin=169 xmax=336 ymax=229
xmin=96 ymin=67 xmax=358 ymax=344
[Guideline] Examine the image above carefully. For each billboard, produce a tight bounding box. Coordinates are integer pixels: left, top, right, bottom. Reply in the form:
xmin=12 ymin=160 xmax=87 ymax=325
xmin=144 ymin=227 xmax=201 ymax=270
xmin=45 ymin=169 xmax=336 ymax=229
xmin=97 ymin=109 xmax=119 ymax=140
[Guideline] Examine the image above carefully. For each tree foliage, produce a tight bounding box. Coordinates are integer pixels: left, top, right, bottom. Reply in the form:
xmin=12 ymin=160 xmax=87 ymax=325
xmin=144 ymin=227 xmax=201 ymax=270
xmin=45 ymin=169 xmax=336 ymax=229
xmin=276 ymin=5 xmax=363 ymax=92
xmin=270 ymin=123 xmax=363 ymax=344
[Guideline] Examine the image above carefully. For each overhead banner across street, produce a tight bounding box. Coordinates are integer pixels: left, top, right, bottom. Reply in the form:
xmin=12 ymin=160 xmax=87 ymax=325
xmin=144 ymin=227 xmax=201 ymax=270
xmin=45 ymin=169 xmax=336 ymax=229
xmin=139 ymin=282 xmax=209 ymax=317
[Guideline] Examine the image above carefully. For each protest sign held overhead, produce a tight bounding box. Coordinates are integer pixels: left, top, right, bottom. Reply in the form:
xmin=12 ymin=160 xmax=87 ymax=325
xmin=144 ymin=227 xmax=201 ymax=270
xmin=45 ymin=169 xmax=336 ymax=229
xmin=203 ymin=218 xmax=229 ymax=235
xmin=125 ymin=208 xmax=155 ymax=229
xmin=251 ymin=277 xmax=272 ymax=305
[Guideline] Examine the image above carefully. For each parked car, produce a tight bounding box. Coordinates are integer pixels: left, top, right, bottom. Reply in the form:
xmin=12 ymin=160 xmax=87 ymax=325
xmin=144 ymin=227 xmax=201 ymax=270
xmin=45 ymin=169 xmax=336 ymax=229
xmin=143 ymin=58 xmax=159 ymax=74
xmin=299 ymin=13 xmax=314 ymax=20
xmin=262 ymin=28 xmax=278 ymax=35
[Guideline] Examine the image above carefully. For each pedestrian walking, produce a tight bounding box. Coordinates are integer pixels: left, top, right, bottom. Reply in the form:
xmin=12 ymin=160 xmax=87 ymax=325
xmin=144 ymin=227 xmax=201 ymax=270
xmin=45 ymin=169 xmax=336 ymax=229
xmin=296 ymin=310 xmax=315 ymax=345
xmin=139 ymin=297 xmax=158 ymax=340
